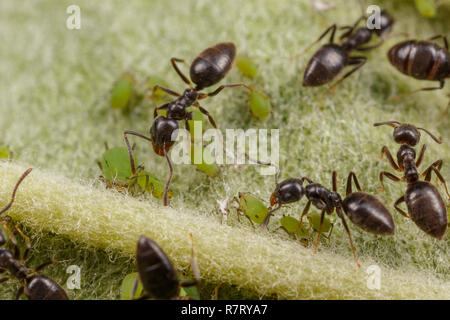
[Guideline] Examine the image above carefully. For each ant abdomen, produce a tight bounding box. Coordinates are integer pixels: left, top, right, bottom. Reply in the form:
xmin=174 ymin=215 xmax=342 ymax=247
xmin=190 ymin=42 xmax=236 ymax=90
xmin=342 ymin=192 xmax=395 ymax=236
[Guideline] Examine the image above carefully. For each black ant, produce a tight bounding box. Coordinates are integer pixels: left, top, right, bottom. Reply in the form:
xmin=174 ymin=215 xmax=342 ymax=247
xmin=299 ymin=10 xmax=394 ymax=104
xmin=387 ymin=35 xmax=449 ymax=101
xmin=124 ymin=42 xmax=258 ymax=206
xmin=131 ymin=234 xmax=199 ymax=300
xmin=269 ymin=171 xmax=395 ymax=267
xmin=374 ymin=121 xmax=449 ymax=239
xmin=0 ymin=168 xmax=68 ymax=300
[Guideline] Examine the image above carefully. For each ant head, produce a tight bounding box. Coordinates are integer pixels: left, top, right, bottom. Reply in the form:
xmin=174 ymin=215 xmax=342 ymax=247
xmin=393 ymin=123 xmax=420 ymax=146
xmin=374 ymin=10 xmax=394 ymax=38
xmin=270 ymin=178 xmax=304 ymax=206
xmin=374 ymin=121 xmax=442 ymax=146
xmin=150 ymin=116 xmax=179 ymax=156
xmin=183 ymin=89 xmax=198 ymax=104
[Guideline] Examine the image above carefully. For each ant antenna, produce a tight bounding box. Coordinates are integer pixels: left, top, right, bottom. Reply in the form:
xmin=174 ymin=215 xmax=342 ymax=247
xmin=417 ymin=127 xmax=442 ymax=144
xmin=0 ymin=168 xmax=33 ymax=216
xmin=373 ymin=121 xmax=401 ymax=128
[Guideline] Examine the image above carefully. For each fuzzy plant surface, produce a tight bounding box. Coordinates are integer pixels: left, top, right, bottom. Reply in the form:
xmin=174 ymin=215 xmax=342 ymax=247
xmin=0 ymin=0 xmax=449 ymax=300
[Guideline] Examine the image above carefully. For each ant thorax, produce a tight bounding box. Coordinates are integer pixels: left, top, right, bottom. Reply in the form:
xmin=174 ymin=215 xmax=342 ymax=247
xmin=397 ymin=145 xmax=419 ymax=183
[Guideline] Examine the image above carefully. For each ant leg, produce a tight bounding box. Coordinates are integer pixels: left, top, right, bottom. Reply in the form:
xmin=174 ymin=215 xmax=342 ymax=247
xmin=332 ymin=171 xmax=338 ymax=192
xmin=124 ymin=130 xmax=154 ymax=175
xmin=13 ymin=224 xmax=31 ymax=262
xmin=394 ymin=196 xmax=410 ymax=218
xmin=301 ymin=177 xmax=314 ymax=185
xmin=0 ymin=168 xmax=33 ymax=216
xmin=212 ymin=283 xmax=223 ymax=300
xmin=260 ymin=204 xmax=281 ymax=230
xmin=380 ymin=146 xmax=401 ymax=171
xmin=152 ymin=85 xmax=180 ymax=98
xmin=295 ymin=200 xmax=311 ymax=233
xmin=415 ymin=144 xmax=427 ymax=168
xmin=356 ymin=40 xmax=384 ymax=52
xmin=313 ymin=208 xmax=327 ymax=254
xmin=170 ymin=58 xmax=192 ymax=87
xmin=198 ymin=83 xmax=260 ymax=99
xmin=428 ymin=35 xmax=448 ymax=50
xmin=291 ymin=24 xmax=337 ymax=60
xmin=423 ymin=163 xmax=450 ymax=197
xmin=346 ymin=171 xmax=362 ymax=196
xmin=193 ymin=102 xmax=217 ymax=128
xmin=379 ymin=171 xmax=402 ymax=192
xmin=336 ymin=207 xmax=360 ymax=267
xmin=15 ymin=285 xmax=24 ymax=300
xmin=1 ymin=220 xmax=20 ymax=260
xmin=153 ymin=102 xmax=169 ymax=118
xmin=317 ymin=56 xmax=366 ymax=106
xmin=34 ymin=260 xmax=57 ymax=273
xmin=390 ymin=80 xmax=444 ymax=102
xmin=339 ymin=16 xmax=365 ymax=40
xmin=163 ymin=147 xmax=173 ymax=206
xmin=0 ymin=275 xmax=11 ymax=284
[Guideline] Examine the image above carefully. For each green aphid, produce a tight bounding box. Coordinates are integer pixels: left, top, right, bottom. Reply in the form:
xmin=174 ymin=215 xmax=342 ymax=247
xmin=100 ymin=147 xmax=136 ymax=183
xmin=236 ymin=55 xmax=258 ymax=79
xmin=0 ymin=146 xmax=12 ymax=159
xmin=110 ymin=73 xmax=135 ymax=110
xmin=249 ymin=90 xmax=271 ymax=120
xmin=187 ymin=109 xmax=205 ymax=139
xmin=279 ymin=216 xmax=309 ymax=238
xmin=136 ymin=170 xmax=171 ymax=199
xmin=307 ymin=211 xmax=335 ymax=234
xmin=120 ymin=272 xmax=144 ymax=300
xmin=148 ymin=76 xmax=169 ymax=100
xmin=190 ymin=144 xmax=219 ymax=177
xmin=414 ymin=0 xmax=436 ymax=18
xmin=99 ymin=146 xmax=170 ymax=198
xmin=238 ymin=192 xmax=269 ymax=225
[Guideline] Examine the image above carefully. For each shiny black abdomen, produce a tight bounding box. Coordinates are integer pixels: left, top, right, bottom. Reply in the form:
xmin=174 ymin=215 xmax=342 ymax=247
xmin=388 ymin=40 xmax=449 ymax=81
xmin=26 ymin=276 xmax=69 ymax=300
xmin=405 ymin=181 xmax=447 ymax=239
xmin=137 ymin=236 xmax=179 ymax=299
xmin=342 ymin=192 xmax=395 ymax=235
xmin=303 ymin=44 xmax=348 ymax=87
xmin=190 ymin=42 xmax=236 ymax=90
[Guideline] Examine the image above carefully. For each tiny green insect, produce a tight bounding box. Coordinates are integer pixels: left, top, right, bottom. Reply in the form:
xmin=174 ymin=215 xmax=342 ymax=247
xmin=98 ymin=146 xmax=169 ymax=198
xmin=279 ymin=216 xmax=309 ymax=238
xmin=0 ymin=146 xmax=12 ymax=159
xmin=110 ymin=73 xmax=136 ymax=110
xmin=238 ymin=192 xmax=270 ymax=225
xmin=414 ymin=0 xmax=436 ymax=18
xmin=236 ymin=55 xmax=258 ymax=79
xmin=307 ymin=211 xmax=335 ymax=234
xmin=190 ymin=144 xmax=219 ymax=177
xmin=120 ymin=272 xmax=144 ymax=300
xmin=249 ymin=90 xmax=272 ymax=120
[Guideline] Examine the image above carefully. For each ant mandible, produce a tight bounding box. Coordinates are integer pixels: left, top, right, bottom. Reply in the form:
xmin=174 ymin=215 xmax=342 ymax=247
xmin=374 ymin=121 xmax=449 ymax=239
xmin=124 ymin=42 xmax=257 ymax=206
